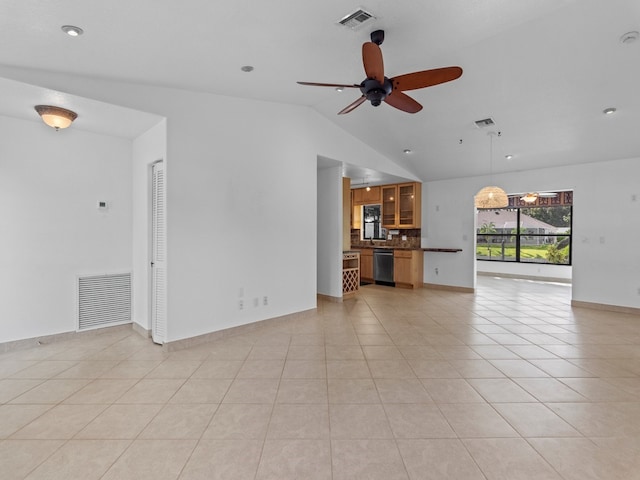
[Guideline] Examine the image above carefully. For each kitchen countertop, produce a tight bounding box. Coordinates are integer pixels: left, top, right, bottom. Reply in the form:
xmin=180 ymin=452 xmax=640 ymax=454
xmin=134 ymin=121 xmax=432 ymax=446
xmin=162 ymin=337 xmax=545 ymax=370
xmin=351 ymin=245 xmax=462 ymax=252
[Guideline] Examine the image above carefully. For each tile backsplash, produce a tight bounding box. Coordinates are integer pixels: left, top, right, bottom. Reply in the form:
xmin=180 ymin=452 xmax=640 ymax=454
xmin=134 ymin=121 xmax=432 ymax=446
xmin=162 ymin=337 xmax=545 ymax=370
xmin=351 ymin=228 xmax=421 ymax=248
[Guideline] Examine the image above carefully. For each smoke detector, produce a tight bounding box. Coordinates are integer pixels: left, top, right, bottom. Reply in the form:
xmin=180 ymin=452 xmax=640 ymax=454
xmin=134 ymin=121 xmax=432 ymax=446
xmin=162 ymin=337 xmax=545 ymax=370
xmin=338 ymin=8 xmax=376 ymax=29
xmin=474 ymin=117 xmax=496 ymax=128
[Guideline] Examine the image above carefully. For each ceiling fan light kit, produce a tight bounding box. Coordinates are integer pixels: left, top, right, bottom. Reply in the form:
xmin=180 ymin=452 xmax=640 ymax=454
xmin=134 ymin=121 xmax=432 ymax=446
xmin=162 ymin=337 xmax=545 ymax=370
xmin=521 ymin=192 xmax=539 ymax=203
xmin=519 ymin=191 xmax=559 ymax=204
xmin=298 ymin=30 xmax=463 ymax=115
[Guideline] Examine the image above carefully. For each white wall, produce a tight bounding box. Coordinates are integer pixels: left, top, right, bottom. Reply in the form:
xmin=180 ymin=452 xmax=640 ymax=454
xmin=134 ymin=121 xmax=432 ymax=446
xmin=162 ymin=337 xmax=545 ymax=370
xmin=478 ymin=262 xmax=572 ymax=282
xmin=0 ymin=70 xmax=418 ymax=343
xmin=131 ymin=120 xmax=167 ymax=331
xmin=158 ymin=92 xmax=409 ymax=341
xmin=423 ymin=156 xmax=640 ymax=309
xmin=317 ymin=164 xmax=343 ymax=298
xmin=0 ymin=115 xmax=133 ymax=343
xmin=422 ymin=176 xmax=478 ymax=290
xmin=158 ymin=92 xmax=414 ymax=341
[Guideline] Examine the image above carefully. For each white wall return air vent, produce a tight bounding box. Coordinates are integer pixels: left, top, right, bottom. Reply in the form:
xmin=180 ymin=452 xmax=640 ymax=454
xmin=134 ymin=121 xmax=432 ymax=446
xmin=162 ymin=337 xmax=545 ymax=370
xmin=338 ymin=8 xmax=375 ymax=29
xmin=77 ymin=272 xmax=132 ymax=331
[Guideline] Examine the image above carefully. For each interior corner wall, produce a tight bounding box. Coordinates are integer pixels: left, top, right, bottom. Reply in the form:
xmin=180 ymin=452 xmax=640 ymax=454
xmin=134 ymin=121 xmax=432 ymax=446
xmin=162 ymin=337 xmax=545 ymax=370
xmin=156 ymin=93 xmax=318 ymax=342
xmin=0 ymin=69 xmax=424 ymax=344
xmin=147 ymin=93 xmax=409 ymax=342
xmin=317 ymin=164 xmax=343 ymax=298
xmin=0 ymin=114 xmax=133 ymax=343
xmin=131 ymin=120 xmax=167 ymax=332
xmin=423 ymin=156 xmax=640 ymax=310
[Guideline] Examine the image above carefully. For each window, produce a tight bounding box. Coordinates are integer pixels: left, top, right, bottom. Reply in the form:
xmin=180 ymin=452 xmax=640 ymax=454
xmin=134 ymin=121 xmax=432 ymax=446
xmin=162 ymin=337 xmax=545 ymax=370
xmin=476 ymin=192 xmax=572 ymax=265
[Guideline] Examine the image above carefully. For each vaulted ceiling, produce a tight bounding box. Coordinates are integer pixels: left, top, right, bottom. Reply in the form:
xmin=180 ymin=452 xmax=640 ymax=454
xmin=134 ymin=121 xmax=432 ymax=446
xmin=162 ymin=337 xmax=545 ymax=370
xmin=1 ymin=0 xmax=639 ymax=182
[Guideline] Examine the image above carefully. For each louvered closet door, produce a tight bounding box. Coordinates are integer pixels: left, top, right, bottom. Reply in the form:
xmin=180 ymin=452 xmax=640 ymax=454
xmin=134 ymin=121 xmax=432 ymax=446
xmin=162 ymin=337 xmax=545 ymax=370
xmin=151 ymin=161 xmax=167 ymax=344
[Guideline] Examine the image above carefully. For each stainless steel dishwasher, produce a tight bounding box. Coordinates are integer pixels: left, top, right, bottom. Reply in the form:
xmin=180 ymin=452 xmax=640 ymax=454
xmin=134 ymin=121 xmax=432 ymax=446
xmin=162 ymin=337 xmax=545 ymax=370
xmin=373 ymin=249 xmax=395 ymax=286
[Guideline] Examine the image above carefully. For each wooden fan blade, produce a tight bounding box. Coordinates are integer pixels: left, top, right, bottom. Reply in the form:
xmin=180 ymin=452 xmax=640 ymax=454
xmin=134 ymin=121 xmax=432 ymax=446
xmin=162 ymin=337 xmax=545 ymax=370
xmin=338 ymin=96 xmax=367 ymax=115
xmin=362 ymin=42 xmax=384 ymax=82
xmin=392 ymin=66 xmax=463 ymax=91
xmin=297 ymin=81 xmax=360 ymax=88
xmin=384 ymin=91 xmax=422 ymax=114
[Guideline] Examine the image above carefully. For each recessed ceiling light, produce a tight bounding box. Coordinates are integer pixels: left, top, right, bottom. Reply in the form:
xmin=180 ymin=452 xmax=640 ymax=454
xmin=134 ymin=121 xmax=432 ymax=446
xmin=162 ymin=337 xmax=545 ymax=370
xmin=335 ymin=87 xmax=344 ymax=93
xmin=505 ymin=154 xmax=513 ymax=160
xmin=603 ymin=107 xmax=617 ymax=115
xmin=403 ymin=149 xmax=412 ymax=154
xmin=61 ymin=25 xmax=83 ymax=37
xmin=240 ymin=65 xmax=254 ymax=73
xmin=620 ymin=31 xmax=639 ymax=44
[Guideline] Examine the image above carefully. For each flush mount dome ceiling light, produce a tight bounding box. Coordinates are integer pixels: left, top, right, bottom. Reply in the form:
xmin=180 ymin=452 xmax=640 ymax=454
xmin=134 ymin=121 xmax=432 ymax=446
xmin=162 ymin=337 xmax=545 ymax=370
xmin=61 ymin=25 xmax=83 ymax=37
xmin=34 ymin=105 xmax=78 ymax=131
xmin=603 ymin=107 xmax=617 ymax=115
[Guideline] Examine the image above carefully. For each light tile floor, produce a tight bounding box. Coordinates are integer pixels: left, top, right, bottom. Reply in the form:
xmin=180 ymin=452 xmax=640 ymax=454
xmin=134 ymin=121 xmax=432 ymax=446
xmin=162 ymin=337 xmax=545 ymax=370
xmin=2 ymin=276 xmax=640 ymax=479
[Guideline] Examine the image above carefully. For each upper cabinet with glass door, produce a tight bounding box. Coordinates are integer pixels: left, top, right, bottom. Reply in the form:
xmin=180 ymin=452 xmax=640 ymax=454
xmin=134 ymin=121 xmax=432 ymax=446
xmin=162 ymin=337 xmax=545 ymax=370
xmin=382 ymin=182 xmax=421 ymax=228
xmin=382 ymin=185 xmax=397 ymax=227
xmin=398 ymin=183 xmax=421 ymax=227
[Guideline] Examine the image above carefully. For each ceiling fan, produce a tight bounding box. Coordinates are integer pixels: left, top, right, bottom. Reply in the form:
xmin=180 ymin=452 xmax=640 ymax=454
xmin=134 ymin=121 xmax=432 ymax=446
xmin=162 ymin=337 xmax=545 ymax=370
xmin=520 ymin=192 xmax=558 ymax=203
xmin=297 ymin=30 xmax=463 ymax=115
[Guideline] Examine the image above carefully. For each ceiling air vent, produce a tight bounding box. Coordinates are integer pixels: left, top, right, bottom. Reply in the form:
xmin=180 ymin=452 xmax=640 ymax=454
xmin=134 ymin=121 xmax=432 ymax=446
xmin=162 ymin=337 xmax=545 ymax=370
xmin=475 ymin=117 xmax=496 ymax=128
xmin=338 ymin=8 xmax=375 ymax=29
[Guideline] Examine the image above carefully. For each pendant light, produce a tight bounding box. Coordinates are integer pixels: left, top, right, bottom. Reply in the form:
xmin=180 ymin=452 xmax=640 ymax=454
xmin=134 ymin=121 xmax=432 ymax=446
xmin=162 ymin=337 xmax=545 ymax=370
xmin=474 ymin=131 xmax=508 ymax=209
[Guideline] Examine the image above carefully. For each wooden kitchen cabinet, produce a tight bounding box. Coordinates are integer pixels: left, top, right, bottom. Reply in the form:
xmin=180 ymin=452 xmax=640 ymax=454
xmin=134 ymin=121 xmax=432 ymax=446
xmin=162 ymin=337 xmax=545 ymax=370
xmin=382 ymin=185 xmax=397 ymax=227
xmin=398 ymin=183 xmax=421 ymax=228
xmin=358 ymin=249 xmax=374 ymax=282
xmin=393 ymin=250 xmax=424 ymax=289
xmin=352 ymin=186 xmax=381 ymax=206
xmin=382 ymin=182 xmax=421 ymax=228
xmin=352 ymin=205 xmax=362 ymax=230
xmin=342 ymin=251 xmax=360 ymax=297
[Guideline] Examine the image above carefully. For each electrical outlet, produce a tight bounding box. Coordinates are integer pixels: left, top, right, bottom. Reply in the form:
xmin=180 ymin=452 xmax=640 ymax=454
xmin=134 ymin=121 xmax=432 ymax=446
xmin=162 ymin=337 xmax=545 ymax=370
xmin=238 ymin=299 xmax=244 ymax=310
xmin=637 ymin=287 xmax=640 ymax=296
xmin=435 ymin=268 xmax=439 ymax=275
xmin=263 ymin=296 xmax=268 ymax=306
